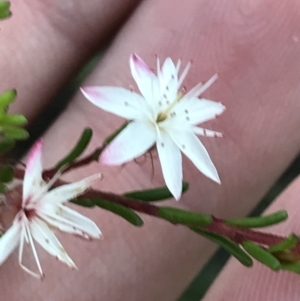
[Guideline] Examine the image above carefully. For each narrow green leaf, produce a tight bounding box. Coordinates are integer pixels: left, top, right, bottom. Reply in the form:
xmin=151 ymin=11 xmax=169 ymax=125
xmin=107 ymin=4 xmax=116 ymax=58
xmin=103 ymin=121 xmax=129 ymax=146
xmin=242 ymin=241 xmax=281 ymax=271
xmin=2 ymin=126 xmax=29 ymax=140
xmin=226 ymin=210 xmax=288 ymax=228
xmin=0 ymin=89 xmax=16 ymax=108
xmin=55 ymin=128 xmax=93 ymax=169
xmin=0 ymin=182 xmax=6 ymax=193
xmin=0 ymin=2 xmax=11 ymax=20
xmin=192 ymin=228 xmax=253 ymax=267
xmin=157 ymin=207 xmax=212 ymax=227
xmin=73 ymin=198 xmax=144 ymax=227
xmin=124 ymin=182 xmax=189 ymax=201
xmin=71 ymin=198 xmax=95 ymax=208
xmin=0 ymin=165 xmax=13 ymax=182
xmin=0 ymin=138 xmax=15 ymax=153
xmin=280 ymin=261 xmax=300 ymax=274
xmin=0 ymin=114 xmax=27 ymax=126
xmin=268 ymin=234 xmax=298 ymax=253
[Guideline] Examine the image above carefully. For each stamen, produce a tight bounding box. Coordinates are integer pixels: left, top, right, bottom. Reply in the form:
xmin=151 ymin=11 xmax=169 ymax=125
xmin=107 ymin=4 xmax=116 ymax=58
xmin=178 ymin=61 xmax=192 ymax=88
xmin=185 ymin=74 xmax=218 ymax=99
xmin=176 ymin=59 xmax=182 ymax=74
xmin=19 ymin=224 xmax=44 ymax=279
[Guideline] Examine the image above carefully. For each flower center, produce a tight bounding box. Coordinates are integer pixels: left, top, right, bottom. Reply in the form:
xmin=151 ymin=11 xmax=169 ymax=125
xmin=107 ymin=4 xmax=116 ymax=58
xmin=156 ymin=92 xmax=184 ymax=123
xmin=24 ymin=208 xmax=36 ymax=220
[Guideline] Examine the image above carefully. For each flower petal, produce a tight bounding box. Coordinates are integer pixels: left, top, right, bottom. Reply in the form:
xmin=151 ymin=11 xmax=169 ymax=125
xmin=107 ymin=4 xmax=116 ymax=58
xmin=29 ymin=218 xmax=76 ymax=268
xmin=169 ymin=130 xmax=220 ymax=184
xmin=154 ymin=58 xmax=179 ymax=115
xmin=55 ymin=205 xmax=102 ymax=238
xmin=40 ymin=174 xmax=100 ymax=205
xmin=100 ymin=121 xmax=156 ymax=165
xmin=23 ymin=139 xmax=46 ymax=203
xmin=172 ymin=97 xmax=225 ymax=125
xmin=38 ymin=205 xmax=101 ymax=239
xmin=81 ymin=86 xmax=148 ymax=120
xmin=156 ymin=131 xmax=182 ymax=200
xmin=0 ymin=223 xmax=21 ymax=264
xmin=130 ymin=53 xmax=160 ymax=103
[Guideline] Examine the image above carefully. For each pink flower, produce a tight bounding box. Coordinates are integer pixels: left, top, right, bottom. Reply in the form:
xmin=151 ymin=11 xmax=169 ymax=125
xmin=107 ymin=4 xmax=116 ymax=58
xmin=82 ymin=54 xmax=225 ymax=200
xmin=0 ymin=140 xmax=102 ymax=278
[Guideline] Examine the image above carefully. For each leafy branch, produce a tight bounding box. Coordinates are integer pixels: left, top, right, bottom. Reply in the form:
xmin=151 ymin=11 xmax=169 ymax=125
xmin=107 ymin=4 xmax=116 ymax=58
xmin=3 ymin=126 xmax=300 ymax=274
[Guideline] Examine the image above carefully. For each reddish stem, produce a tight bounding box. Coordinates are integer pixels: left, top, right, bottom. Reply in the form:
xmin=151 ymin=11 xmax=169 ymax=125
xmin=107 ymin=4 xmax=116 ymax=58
xmin=9 ymin=155 xmax=300 ymax=253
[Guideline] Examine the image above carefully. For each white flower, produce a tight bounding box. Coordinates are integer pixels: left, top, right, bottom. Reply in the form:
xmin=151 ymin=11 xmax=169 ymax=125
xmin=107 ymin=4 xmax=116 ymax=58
xmin=81 ymin=53 xmax=225 ymax=200
xmin=0 ymin=139 xmax=102 ymax=279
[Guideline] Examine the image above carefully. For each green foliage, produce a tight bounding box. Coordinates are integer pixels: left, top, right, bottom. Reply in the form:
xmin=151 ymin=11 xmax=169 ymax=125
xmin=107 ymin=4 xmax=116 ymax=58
xmin=158 ymin=207 xmax=212 ymax=227
xmin=0 ymin=89 xmax=29 ymax=142
xmin=124 ymin=182 xmax=189 ymax=202
xmin=1 ymin=126 xmax=28 ymax=140
xmin=0 ymin=164 xmax=13 ymax=182
xmin=0 ymin=2 xmax=11 ymax=20
xmin=268 ymin=234 xmax=298 ymax=253
xmin=226 ymin=210 xmax=288 ymax=228
xmin=280 ymin=261 xmax=300 ymax=274
xmin=242 ymin=241 xmax=281 ymax=271
xmin=72 ymin=198 xmax=144 ymax=226
xmin=192 ymin=229 xmax=253 ymax=267
xmin=0 ymin=138 xmax=15 ymax=154
xmin=0 ymin=182 xmax=5 ymax=193
xmin=0 ymin=89 xmax=16 ymax=109
xmin=55 ymin=127 xmax=93 ymax=169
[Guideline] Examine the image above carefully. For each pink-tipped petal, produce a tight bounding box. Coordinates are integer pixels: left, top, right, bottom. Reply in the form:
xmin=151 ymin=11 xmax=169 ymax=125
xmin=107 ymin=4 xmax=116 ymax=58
xmin=169 ymin=130 xmax=220 ymax=184
xmin=81 ymin=86 xmax=147 ymax=120
xmin=156 ymin=131 xmax=182 ymax=200
xmin=23 ymin=139 xmax=45 ymax=202
xmin=100 ymin=121 xmax=156 ymax=165
xmin=130 ymin=53 xmax=160 ymax=103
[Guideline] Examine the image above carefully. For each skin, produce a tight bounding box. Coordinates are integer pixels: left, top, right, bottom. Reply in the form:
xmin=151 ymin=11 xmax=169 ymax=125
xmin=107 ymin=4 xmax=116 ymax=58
xmin=0 ymin=0 xmax=300 ymax=300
